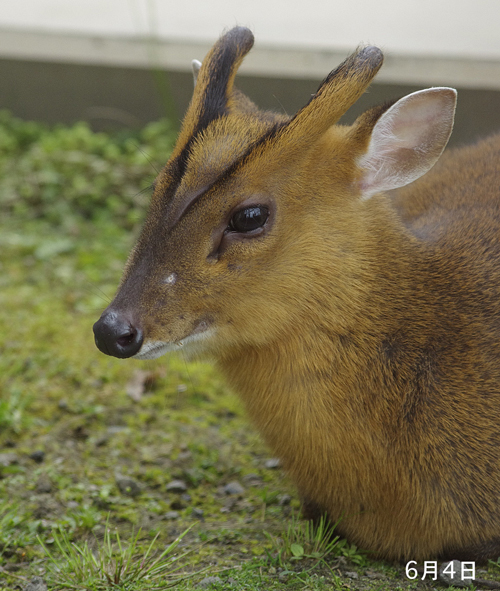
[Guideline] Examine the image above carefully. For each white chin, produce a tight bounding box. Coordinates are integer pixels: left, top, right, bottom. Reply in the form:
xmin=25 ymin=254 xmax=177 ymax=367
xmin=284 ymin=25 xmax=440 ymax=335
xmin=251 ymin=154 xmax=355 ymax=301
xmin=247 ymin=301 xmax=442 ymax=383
xmin=133 ymin=341 xmax=178 ymax=360
xmin=132 ymin=329 xmax=215 ymax=360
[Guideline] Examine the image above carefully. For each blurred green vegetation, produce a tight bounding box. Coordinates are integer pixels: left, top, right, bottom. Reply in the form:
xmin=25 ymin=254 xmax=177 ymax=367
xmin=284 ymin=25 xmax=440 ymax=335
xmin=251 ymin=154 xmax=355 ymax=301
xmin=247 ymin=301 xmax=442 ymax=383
xmin=0 ymin=110 xmax=175 ymax=229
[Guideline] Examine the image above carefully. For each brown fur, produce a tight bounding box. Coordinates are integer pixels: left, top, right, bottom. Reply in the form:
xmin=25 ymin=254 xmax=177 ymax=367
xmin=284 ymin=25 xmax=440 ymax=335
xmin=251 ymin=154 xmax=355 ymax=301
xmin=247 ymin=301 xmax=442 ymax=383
xmin=95 ymin=27 xmax=500 ymax=561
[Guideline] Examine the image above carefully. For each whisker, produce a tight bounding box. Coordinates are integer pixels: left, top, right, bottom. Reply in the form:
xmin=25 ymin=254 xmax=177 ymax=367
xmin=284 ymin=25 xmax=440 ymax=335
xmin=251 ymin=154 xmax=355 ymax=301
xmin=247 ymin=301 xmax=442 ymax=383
xmin=90 ymin=285 xmax=113 ymax=304
xmin=271 ymin=94 xmax=289 ymax=117
xmin=131 ymin=143 xmax=161 ymax=175
xmin=133 ymin=183 xmax=156 ymax=198
xmin=180 ymin=350 xmax=198 ymax=398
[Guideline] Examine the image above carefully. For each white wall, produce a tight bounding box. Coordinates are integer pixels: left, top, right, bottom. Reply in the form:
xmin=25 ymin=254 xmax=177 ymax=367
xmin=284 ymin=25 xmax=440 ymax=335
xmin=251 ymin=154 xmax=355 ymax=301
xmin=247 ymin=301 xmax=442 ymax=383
xmin=1 ymin=0 xmax=499 ymax=58
xmin=0 ymin=0 xmax=499 ymax=89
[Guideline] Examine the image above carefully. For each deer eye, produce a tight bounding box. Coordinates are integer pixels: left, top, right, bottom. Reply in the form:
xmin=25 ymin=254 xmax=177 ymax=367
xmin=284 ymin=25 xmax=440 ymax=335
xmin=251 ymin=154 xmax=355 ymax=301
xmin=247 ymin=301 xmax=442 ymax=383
xmin=228 ymin=205 xmax=269 ymax=233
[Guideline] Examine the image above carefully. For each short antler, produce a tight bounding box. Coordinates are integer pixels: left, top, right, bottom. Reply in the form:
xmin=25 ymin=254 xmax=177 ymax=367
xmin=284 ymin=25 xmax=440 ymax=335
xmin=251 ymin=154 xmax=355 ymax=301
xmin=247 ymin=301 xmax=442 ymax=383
xmin=272 ymin=46 xmax=383 ymax=153
xmin=172 ymin=27 xmax=255 ymax=161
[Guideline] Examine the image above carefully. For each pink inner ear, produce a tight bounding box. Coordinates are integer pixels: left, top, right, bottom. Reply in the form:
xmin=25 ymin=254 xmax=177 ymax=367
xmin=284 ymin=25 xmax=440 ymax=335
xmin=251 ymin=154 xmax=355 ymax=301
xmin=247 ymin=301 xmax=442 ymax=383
xmin=384 ymin=92 xmax=452 ymax=149
xmin=358 ymin=88 xmax=457 ymax=199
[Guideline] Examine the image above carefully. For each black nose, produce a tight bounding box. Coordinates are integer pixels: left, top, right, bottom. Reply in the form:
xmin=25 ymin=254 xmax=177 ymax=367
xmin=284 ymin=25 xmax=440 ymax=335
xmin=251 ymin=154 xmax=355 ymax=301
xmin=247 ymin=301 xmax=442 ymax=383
xmin=93 ymin=310 xmax=143 ymax=359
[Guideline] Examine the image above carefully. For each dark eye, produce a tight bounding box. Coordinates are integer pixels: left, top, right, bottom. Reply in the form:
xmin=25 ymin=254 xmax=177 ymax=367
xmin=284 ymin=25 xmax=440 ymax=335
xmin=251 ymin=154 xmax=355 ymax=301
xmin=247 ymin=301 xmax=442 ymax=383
xmin=228 ymin=205 xmax=269 ymax=233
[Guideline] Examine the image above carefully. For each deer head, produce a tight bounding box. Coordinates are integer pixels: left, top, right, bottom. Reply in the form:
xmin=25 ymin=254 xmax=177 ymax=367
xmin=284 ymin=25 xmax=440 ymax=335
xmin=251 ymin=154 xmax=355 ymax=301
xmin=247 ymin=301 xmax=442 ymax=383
xmin=93 ymin=26 xmax=455 ymax=362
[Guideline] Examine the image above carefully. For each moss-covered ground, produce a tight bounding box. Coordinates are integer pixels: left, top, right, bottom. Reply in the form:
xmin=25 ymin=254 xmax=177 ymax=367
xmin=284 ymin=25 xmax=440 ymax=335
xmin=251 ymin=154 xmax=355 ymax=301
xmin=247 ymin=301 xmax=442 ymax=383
xmin=0 ymin=113 xmax=499 ymax=590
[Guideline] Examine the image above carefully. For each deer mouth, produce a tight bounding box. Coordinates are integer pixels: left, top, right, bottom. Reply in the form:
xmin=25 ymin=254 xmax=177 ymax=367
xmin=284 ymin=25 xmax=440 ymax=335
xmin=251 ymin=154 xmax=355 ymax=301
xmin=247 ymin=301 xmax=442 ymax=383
xmin=133 ymin=321 xmax=215 ymax=360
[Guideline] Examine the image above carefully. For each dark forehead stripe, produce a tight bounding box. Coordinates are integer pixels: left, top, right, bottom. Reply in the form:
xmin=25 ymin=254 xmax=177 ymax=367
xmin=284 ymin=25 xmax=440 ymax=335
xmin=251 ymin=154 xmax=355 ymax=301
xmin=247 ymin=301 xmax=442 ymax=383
xmin=159 ymin=28 xmax=255 ymax=207
xmin=166 ymin=120 xmax=287 ymax=232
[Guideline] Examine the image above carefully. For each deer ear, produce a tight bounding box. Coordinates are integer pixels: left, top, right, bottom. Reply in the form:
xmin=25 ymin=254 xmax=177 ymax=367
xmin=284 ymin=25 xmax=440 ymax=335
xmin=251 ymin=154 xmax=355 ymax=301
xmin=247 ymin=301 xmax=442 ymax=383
xmin=357 ymin=87 xmax=457 ymax=199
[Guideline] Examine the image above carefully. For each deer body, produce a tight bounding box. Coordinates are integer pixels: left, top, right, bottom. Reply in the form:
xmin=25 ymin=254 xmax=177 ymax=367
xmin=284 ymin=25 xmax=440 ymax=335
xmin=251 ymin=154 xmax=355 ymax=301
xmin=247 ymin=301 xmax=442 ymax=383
xmin=220 ymin=132 xmax=500 ymax=561
xmin=93 ymin=27 xmax=500 ymax=560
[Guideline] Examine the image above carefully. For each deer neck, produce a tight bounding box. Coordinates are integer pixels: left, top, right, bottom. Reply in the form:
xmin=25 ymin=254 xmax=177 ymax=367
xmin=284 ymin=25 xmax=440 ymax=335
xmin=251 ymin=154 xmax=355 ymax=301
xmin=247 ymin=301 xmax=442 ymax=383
xmin=216 ymin=198 xmax=426 ymax=494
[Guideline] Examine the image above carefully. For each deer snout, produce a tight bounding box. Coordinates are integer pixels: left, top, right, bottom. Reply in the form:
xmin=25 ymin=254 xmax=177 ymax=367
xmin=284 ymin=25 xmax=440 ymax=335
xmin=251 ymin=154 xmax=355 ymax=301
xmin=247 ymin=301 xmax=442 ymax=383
xmin=93 ymin=309 xmax=143 ymax=359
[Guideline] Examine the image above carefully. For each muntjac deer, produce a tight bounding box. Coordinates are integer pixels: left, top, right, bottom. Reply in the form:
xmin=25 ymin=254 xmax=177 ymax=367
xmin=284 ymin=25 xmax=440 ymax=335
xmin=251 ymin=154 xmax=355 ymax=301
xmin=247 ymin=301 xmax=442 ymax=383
xmin=93 ymin=26 xmax=500 ymax=561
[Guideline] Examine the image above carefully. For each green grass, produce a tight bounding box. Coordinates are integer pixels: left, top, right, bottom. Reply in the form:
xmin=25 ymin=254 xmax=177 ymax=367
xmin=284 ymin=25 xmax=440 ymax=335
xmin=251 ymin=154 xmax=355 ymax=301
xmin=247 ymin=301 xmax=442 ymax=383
xmin=39 ymin=521 xmax=200 ymax=590
xmin=266 ymin=513 xmax=344 ymax=565
xmin=0 ymin=388 xmax=31 ymax=433
xmin=0 ymin=500 xmax=38 ymax=558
